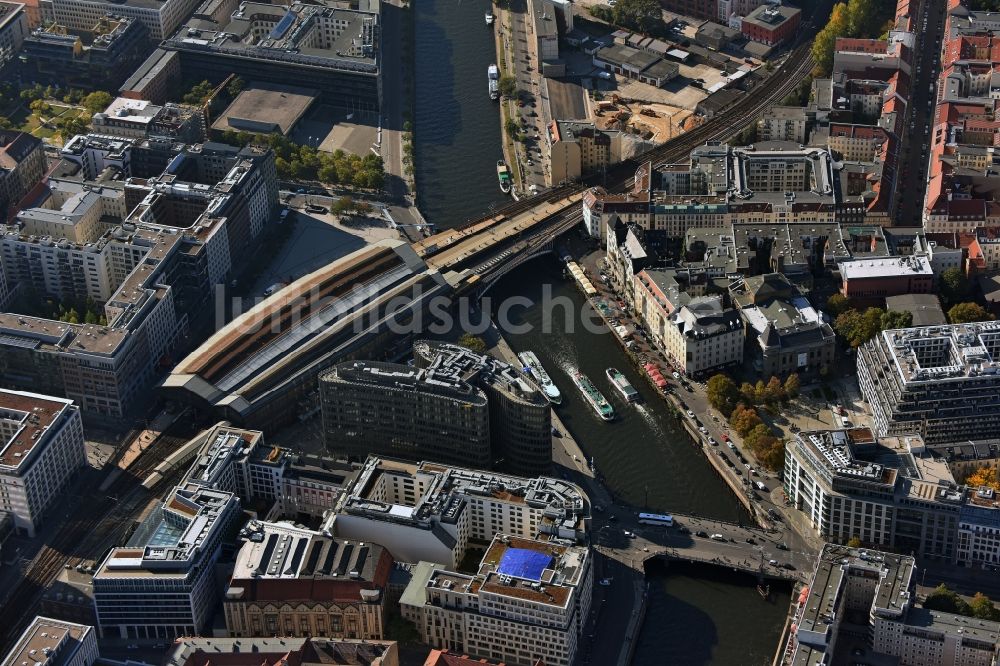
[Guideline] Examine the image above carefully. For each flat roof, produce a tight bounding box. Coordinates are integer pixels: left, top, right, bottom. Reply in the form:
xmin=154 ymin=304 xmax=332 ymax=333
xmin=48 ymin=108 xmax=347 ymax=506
xmin=840 ymin=255 xmax=932 ymax=279
xmin=1 ymin=617 xmax=92 ymax=666
xmin=211 ymin=85 xmax=317 ymax=136
xmin=0 ymin=390 xmax=75 ymax=470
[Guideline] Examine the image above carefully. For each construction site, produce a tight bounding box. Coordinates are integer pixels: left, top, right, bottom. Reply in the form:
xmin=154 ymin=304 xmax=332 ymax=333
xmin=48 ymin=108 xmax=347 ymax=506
xmin=592 ymin=93 xmax=702 ymax=144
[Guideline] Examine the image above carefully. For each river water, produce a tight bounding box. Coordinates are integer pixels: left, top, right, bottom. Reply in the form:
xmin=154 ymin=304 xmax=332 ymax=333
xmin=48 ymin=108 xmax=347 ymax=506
xmin=489 ymin=257 xmax=791 ymax=664
xmin=413 ymin=0 xmax=508 ymax=227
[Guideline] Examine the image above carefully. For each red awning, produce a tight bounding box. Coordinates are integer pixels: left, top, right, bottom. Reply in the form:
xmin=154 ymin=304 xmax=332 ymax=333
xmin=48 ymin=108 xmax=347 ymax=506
xmin=655 ymin=379 xmax=668 ymax=387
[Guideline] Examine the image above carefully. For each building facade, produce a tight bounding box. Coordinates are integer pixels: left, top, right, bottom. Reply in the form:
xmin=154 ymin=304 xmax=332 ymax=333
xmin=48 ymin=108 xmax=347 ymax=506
xmin=0 ymin=131 xmax=45 ymax=217
xmin=0 ymin=390 xmax=86 ymax=536
xmin=1 ymin=616 xmax=99 ymax=666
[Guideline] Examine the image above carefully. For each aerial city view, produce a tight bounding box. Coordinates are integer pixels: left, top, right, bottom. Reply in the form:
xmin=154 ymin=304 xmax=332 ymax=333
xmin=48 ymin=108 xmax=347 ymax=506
xmin=6 ymin=0 xmax=1000 ymax=664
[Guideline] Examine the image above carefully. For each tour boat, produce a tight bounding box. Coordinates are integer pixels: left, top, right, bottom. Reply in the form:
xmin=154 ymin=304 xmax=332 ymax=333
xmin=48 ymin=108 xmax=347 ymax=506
xmin=606 ymin=367 xmax=639 ymax=402
xmin=574 ymin=372 xmax=615 ymax=421
xmin=518 ymin=351 xmax=562 ymax=404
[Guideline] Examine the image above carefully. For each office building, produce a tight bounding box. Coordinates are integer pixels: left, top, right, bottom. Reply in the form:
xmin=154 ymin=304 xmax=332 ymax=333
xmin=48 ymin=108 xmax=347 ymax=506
xmin=0 ymin=131 xmax=45 ymax=217
xmin=47 ymin=0 xmax=201 ymax=41
xmin=224 ymin=520 xmax=392 ymax=639
xmin=91 ymin=97 xmax=204 ymax=142
xmin=92 ymin=483 xmax=240 ymax=639
xmin=20 ymin=16 xmax=148 ymax=90
xmin=1 ymin=617 xmax=98 ymax=666
xmin=790 ymin=544 xmax=1000 ymax=666
xmin=163 ymin=637 xmax=398 ymax=666
xmin=858 ymin=322 xmax=1000 ymax=444
xmin=0 ymin=139 xmax=278 ymax=419
xmin=0 ymin=390 xmax=86 ymax=537
xmin=400 ymin=535 xmax=592 ymax=666
xmin=741 ymin=4 xmax=800 ymax=46
xmin=0 ymin=2 xmax=28 ymax=70
xmin=730 ymin=273 xmax=835 ymax=376
xmin=784 ymin=428 xmax=963 ymax=559
xmin=547 ymin=121 xmax=622 ymax=188
xmin=160 ymin=1 xmax=380 ymax=113
xmin=838 ymin=255 xmax=933 ymax=299
xmin=320 ymin=360 xmax=492 ymax=471
xmin=118 ymin=48 xmax=181 ymax=105
xmin=957 ymin=487 xmax=1000 ymax=570
xmin=323 ymin=456 xmax=590 ymax=569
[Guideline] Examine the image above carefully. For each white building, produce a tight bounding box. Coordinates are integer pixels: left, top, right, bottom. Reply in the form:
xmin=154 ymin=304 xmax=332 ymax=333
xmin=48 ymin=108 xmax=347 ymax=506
xmin=661 ymin=297 xmax=743 ymax=377
xmin=92 ymin=483 xmax=240 ymax=639
xmin=48 ymin=0 xmax=201 ymax=40
xmin=400 ymin=535 xmax=592 ymax=666
xmin=0 ymin=2 xmax=28 ymax=69
xmin=323 ymin=457 xmax=590 ymax=568
xmin=956 ymin=487 xmax=1000 ymax=570
xmin=0 ymin=390 xmax=86 ymax=537
xmin=1 ymin=616 xmax=99 ymax=666
xmin=792 ymin=544 xmax=1000 ymax=666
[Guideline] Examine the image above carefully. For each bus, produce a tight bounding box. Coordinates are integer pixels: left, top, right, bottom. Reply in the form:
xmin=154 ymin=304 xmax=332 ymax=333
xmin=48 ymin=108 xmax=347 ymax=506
xmin=638 ymin=512 xmax=673 ymax=527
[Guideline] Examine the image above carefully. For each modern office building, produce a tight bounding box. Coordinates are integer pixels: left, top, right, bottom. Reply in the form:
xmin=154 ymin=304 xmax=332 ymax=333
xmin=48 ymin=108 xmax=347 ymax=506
xmin=784 ymin=428 xmax=964 ymax=560
xmin=0 ymin=390 xmax=86 ymax=537
xmin=92 ymin=483 xmax=241 ymax=639
xmin=0 ymin=2 xmax=28 ymax=71
xmin=858 ymin=322 xmax=1000 ymax=444
xmin=400 ymin=535 xmax=592 ymax=666
xmin=224 ymin=520 xmax=392 ymax=639
xmin=0 ymin=130 xmax=45 ymax=217
xmin=320 ymin=360 xmax=492 ymax=470
xmin=839 ymin=255 xmax=934 ymax=299
xmin=47 ymin=0 xmax=201 ymax=41
xmin=1 ymin=617 xmax=99 ymax=666
xmin=162 ymin=636 xmax=398 ymax=666
xmin=20 ymin=16 xmax=148 ymax=90
xmin=324 ymin=456 xmax=590 ymax=569
xmin=790 ymin=544 xmax=1000 ymax=666
xmin=160 ymin=1 xmax=380 ymax=113
xmin=730 ymin=273 xmax=836 ymax=376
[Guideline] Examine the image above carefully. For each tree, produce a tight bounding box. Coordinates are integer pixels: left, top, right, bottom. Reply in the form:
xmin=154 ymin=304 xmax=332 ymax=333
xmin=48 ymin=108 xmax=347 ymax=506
xmin=941 ymin=267 xmax=971 ymax=305
xmin=740 ymin=381 xmax=756 ymax=405
xmin=730 ymin=404 xmax=763 ymax=438
xmin=949 ymin=302 xmax=995 ymax=324
xmin=0 ymin=116 xmax=12 ymax=129
xmin=880 ymin=310 xmax=913 ymax=330
xmin=457 ymin=333 xmax=487 ymax=353
xmin=29 ymin=99 xmax=50 ymax=116
xmin=707 ymin=374 xmax=741 ymax=416
xmin=183 ymin=80 xmax=215 ymax=105
xmin=609 ymin=0 xmax=662 ymax=34
xmin=826 ymin=293 xmax=852 ymax=317
xmin=924 ymin=584 xmax=971 ymax=615
xmin=764 ymin=376 xmax=784 ymax=404
xmin=965 ymin=465 xmax=1000 ymax=491
xmin=505 ymin=118 xmax=520 ymax=139
xmin=758 ymin=438 xmax=785 ymax=471
xmin=227 ymin=76 xmax=245 ymax=98
xmin=59 ymin=116 xmax=89 ymax=137
xmin=498 ymin=75 xmax=517 ymax=99
xmin=846 ymin=536 xmax=862 ymax=548
xmin=970 ymin=593 xmax=1000 ymax=622
xmin=744 ymin=423 xmax=772 ymax=450
xmin=834 ymin=307 xmax=884 ymax=348
xmin=784 ymin=373 xmax=801 ymax=399
xmin=81 ymin=91 xmax=113 ymax=114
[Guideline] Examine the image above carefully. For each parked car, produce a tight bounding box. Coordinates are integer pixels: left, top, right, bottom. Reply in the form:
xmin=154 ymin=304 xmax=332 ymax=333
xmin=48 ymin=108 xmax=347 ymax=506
xmin=695 ymin=530 xmax=709 ymax=538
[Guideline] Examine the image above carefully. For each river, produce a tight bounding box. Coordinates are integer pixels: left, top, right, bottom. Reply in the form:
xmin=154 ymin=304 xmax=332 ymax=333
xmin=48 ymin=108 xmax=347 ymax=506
xmin=413 ymin=0 xmax=509 ymax=227
xmin=489 ymin=256 xmax=790 ymax=664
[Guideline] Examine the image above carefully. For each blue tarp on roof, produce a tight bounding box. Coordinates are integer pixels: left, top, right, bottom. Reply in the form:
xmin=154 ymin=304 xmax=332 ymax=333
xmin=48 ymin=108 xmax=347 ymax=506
xmin=498 ymin=548 xmax=552 ymax=582
xmin=270 ymin=10 xmax=296 ymax=40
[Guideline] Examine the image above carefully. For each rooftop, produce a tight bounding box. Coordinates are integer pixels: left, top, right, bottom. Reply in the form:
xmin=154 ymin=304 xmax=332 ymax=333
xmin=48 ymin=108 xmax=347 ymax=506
xmin=877 ymin=321 xmax=1000 ymax=384
xmin=211 ymin=84 xmax=317 ymax=136
xmin=743 ymin=4 xmax=800 ymax=29
xmin=1 ymin=616 xmax=94 ymax=666
xmin=476 ymin=535 xmax=587 ymax=609
xmin=0 ymin=390 xmax=76 ymax=471
xmin=164 ymin=636 xmax=395 ymax=666
xmin=840 ymin=255 xmax=933 ymax=280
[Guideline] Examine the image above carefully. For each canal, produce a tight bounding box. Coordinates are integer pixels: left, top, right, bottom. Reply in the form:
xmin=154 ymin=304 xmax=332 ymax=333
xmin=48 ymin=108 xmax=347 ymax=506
xmin=490 ymin=256 xmax=790 ymax=664
xmin=413 ymin=0 xmax=509 ymax=228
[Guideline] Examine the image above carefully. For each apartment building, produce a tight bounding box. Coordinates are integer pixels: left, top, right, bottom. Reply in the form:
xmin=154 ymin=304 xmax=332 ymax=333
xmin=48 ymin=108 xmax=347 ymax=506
xmin=729 ymin=273 xmax=835 ymax=376
xmin=547 ymin=121 xmax=621 ymax=188
xmin=827 ymin=124 xmax=891 ymax=163
xmin=740 ymin=4 xmax=800 ymax=46
xmin=784 ymin=428 xmax=962 ymax=559
xmin=20 ymin=15 xmax=148 ymax=90
xmin=0 ymin=131 xmax=45 ymax=217
xmin=91 ymin=97 xmax=204 ymax=142
xmin=791 ymin=544 xmax=1000 ymax=666
xmin=400 ymin=535 xmax=592 ymax=666
xmin=224 ymin=521 xmax=392 ymax=640
xmin=323 ymin=456 xmax=590 ymax=569
xmin=0 ymin=2 xmax=28 ymax=70
xmin=838 ymin=255 xmax=934 ymax=299
xmin=660 ymin=297 xmax=743 ymax=377
xmin=93 ymin=483 xmax=241 ymax=639
xmin=0 ymin=390 xmax=86 ymax=537
xmin=1 ymin=617 xmax=99 ymax=666
xmin=858 ymin=322 xmax=1000 ymax=444
xmin=957 ymin=487 xmax=1000 ymax=570
xmin=757 ymin=106 xmax=809 ymax=143
xmin=47 ymin=0 xmax=200 ymax=41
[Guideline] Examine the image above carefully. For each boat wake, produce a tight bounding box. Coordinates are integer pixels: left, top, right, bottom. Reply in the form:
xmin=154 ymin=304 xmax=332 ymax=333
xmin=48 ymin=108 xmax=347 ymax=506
xmin=634 ymin=403 xmax=665 ymax=437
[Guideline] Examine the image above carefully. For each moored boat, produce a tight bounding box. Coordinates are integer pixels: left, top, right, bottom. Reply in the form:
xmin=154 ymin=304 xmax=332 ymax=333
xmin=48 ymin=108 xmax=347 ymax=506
xmin=497 ymin=160 xmax=512 ymax=193
xmin=574 ymin=372 xmax=614 ymax=421
xmin=606 ymin=367 xmax=639 ymax=402
xmin=486 ymin=11 xmax=495 ymax=25
xmin=518 ymin=351 xmax=562 ymax=404
xmin=488 ymin=64 xmax=499 ymax=100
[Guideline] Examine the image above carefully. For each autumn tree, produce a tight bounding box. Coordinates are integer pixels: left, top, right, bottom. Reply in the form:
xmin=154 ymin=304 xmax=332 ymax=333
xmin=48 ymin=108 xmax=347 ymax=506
xmin=965 ymin=465 xmax=1000 ymax=491
xmin=764 ymin=376 xmax=784 ymax=404
xmin=949 ymin=302 xmax=995 ymax=324
xmin=925 ymin=585 xmax=970 ymax=615
xmin=847 ymin=536 xmax=862 ymax=548
xmin=784 ymin=373 xmax=801 ymax=399
xmin=457 ymin=333 xmax=487 ymax=353
xmin=970 ymin=593 xmax=1000 ymax=621
xmin=707 ymin=374 xmax=740 ymax=416
xmin=826 ymin=293 xmax=852 ymax=317
xmin=880 ymin=310 xmax=913 ymax=330
xmin=730 ymin=404 xmax=763 ymax=438
xmin=82 ymin=91 xmax=113 ymax=114
xmin=609 ymin=0 xmax=663 ymax=34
